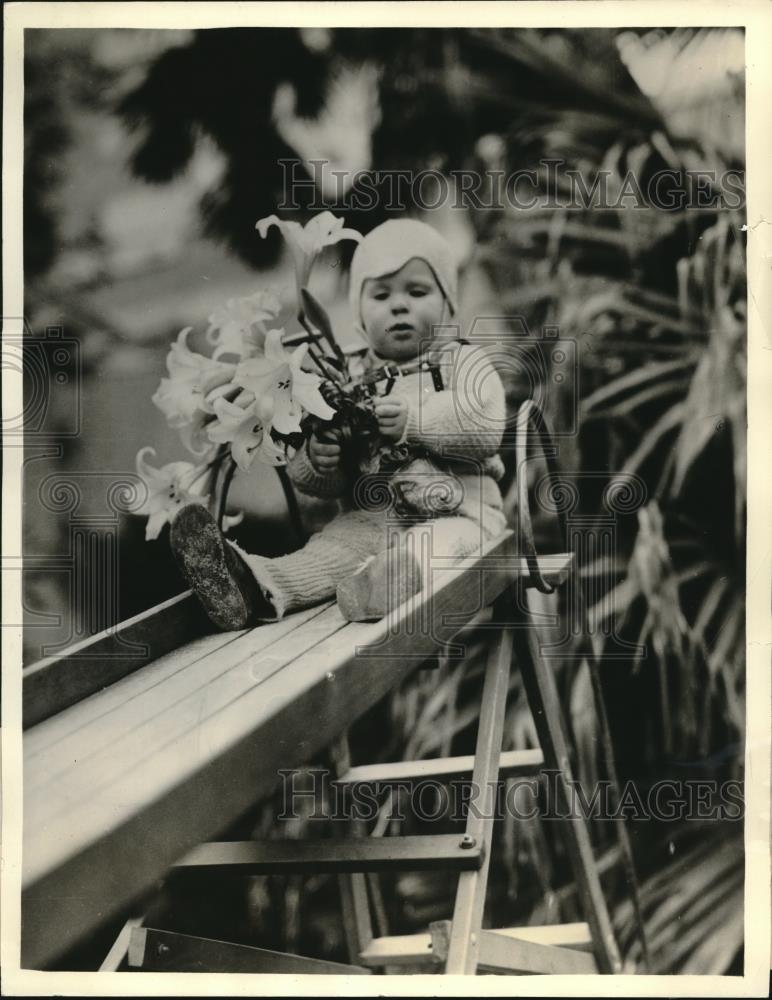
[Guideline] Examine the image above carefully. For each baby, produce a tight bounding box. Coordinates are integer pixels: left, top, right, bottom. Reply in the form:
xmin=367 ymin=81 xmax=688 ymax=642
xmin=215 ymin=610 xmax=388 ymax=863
xmin=171 ymin=219 xmax=508 ymax=629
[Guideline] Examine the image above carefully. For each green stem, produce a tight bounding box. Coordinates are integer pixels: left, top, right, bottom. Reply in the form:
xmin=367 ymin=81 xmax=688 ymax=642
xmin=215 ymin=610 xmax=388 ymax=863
xmin=217 ymin=456 xmax=238 ymax=530
xmin=582 ymin=627 xmax=652 ymax=972
xmin=189 ymin=447 xmax=227 ymax=490
xmin=295 ymin=311 xmax=329 ymax=372
xmin=298 ymin=312 xmax=343 ymax=382
xmin=276 ymin=464 xmax=307 ymax=545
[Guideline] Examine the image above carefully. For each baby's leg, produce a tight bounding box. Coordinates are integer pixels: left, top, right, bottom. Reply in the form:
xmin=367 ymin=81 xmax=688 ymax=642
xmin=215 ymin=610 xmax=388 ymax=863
xmin=228 ymin=510 xmax=386 ymax=619
xmin=395 ymin=510 xmax=508 ymax=609
xmin=398 ymin=507 xmax=508 ymax=567
xmin=336 ymin=509 xmax=508 ymax=622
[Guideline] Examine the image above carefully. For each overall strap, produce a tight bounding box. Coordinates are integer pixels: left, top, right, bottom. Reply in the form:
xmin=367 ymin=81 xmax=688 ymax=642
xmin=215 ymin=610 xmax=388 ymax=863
xmin=363 ymin=339 xmax=469 ymax=395
xmin=380 ymin=359 xmax=444 ymax=395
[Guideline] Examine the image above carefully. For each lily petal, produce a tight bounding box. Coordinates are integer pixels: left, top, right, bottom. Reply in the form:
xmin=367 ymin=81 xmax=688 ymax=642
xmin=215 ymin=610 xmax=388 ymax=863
xmin=263 ymin=328 xmax=288 ymax=363
xmin=145 ymin=510 xmax=169 ymax=541
xmin=256 ymin=213 xmax=362 ymax=292
xmin=221 ymin=511 xmax=245 ymax=532
xmin=270 ymin=392 xmax=304 ymax=435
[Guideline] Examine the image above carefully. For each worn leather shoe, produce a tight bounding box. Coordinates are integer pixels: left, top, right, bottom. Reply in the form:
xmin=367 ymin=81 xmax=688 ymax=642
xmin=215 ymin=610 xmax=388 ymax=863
xmin=170 ymin=504 xmax=273 ymax=630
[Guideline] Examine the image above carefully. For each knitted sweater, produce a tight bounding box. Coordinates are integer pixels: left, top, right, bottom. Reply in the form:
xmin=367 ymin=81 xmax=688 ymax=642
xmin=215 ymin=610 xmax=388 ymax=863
xmin=288 ymin=341 xmax=506 ymax=515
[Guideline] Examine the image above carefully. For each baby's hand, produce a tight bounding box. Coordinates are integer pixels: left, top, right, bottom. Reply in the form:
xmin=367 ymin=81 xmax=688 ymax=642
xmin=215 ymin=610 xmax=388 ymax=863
xmin=374 ymin=396 xmax=408 ymax=442
xmin=308 ymin=427 xmax=342 ymax=472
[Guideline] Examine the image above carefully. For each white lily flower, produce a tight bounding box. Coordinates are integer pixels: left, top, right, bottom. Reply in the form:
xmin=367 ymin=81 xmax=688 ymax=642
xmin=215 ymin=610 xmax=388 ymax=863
xmin=233 ymin=329 xmax=336 ymax=435
xmin=206 ymin=288 xmax=282 ymax=360
xmin=152 ymin=328 xmax=235 ymax=427
xmin=256 ymin=211 xmax=362 ymax=295
xmin=221 ymin=510 xmax=245 ymax=533
xmin=206 ymin=395 xmax=286 ymax=471
xmin=134 ymin=447 xmax=209 ymax=541
xmin=178 ymin=411 xmax=218 ymax=459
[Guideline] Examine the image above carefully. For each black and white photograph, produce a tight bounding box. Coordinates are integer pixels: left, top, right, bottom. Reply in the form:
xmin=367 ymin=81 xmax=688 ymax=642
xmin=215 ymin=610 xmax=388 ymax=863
xmin=3 ymin=2 xmax=770 ymax=994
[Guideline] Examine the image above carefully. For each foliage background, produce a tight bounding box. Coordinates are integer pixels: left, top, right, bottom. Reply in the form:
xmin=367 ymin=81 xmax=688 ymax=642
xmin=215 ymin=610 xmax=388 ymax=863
xmin=23 ymin=26 xmax=745 ymax=974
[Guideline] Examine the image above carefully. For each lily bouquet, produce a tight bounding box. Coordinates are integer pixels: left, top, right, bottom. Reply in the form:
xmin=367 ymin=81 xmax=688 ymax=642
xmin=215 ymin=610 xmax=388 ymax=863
xmin=134 ymin=211 xmax=379 ymax=541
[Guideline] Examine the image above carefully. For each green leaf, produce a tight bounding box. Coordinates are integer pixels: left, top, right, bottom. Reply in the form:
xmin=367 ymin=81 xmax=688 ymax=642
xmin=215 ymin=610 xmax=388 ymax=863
xmin=621 ymin=402 xmax=686 ymax=475
xmin=587 ymin=376 xmax=691 ymax=419
xmin=581 ymin=359 xmax=696 ymax=414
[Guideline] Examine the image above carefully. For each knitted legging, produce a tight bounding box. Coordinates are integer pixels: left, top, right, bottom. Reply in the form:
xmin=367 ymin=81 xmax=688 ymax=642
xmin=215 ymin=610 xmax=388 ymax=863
xmin=228 ymin=505 xmax=507 ymax=621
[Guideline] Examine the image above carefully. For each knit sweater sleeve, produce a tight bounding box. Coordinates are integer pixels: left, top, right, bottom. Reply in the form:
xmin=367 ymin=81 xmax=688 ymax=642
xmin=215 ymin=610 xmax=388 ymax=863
xmin=287 ymin=440 xmax=349 ymax=499
xmin=402 ymin=344 xmax=505 ymax=458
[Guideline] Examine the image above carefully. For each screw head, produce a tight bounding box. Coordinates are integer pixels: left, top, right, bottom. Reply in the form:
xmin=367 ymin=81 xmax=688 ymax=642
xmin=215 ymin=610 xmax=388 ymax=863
xmin=460 ymin=834 xmax=476 ymax=849
xmin=157 ymin=942 xmax=170 ymax=956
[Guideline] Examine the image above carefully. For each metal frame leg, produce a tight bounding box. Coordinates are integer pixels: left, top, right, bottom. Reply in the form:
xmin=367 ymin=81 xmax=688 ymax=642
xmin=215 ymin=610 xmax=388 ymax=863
xmin=513 ymin=585 xmax=622 ymax=973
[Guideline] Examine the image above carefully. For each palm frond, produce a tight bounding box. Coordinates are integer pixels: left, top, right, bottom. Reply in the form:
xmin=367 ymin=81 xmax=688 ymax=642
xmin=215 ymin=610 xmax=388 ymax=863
xmin=587 ymin=376 xmax=692 ymax=420
xmin=620 ymin=402 xmax=686 ymax=475
xmin=614 ymin=828 xmax=743 ymax=973
xmin=581 ymin=358 xmax=696 ymax=414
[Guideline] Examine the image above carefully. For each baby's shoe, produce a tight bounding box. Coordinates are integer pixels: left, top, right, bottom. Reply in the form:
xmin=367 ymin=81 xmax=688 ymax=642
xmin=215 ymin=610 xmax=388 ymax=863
xmin=336 ymin=547 xmax=423 ymax=622
xmin=170 ymin=504 xmax=275 ymax=630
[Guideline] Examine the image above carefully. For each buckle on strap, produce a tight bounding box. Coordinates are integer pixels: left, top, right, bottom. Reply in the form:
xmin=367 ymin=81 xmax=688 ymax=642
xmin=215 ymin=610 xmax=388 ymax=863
xmin=421 ymin=361 xmax=444 ymax=392
xmin=381 ymin=363 xmax=401 ymax=395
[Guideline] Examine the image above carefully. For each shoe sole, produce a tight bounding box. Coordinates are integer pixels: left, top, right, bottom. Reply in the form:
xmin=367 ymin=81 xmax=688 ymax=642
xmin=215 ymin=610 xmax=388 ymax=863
xmin=170 ymin=505 xmax=250 ymax=631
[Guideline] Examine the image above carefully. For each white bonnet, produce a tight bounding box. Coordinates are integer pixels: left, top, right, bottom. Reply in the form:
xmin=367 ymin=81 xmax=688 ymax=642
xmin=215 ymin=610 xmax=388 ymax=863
xmin=348 ymin=219 xmax=459 ymax=335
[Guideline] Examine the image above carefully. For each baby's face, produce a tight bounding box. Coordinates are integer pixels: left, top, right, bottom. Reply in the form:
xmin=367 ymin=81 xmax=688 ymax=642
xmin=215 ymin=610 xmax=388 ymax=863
xmin=360 ymin=258 xmax=447 ymax=362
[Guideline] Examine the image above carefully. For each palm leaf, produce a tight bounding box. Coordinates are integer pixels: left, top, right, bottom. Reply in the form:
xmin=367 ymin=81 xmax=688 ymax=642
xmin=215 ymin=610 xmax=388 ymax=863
xmin=466 ymin=28 xmax=663 ymax=128
xmin=581 ymin=358 xmax=696 ymax=414
xmin=588 ymin=377 xmax=691 ymax=419
xmin=620 ymin=402 xmax=686 ymax=474
xmin=614 ymin=828 xmax=743 ymax=973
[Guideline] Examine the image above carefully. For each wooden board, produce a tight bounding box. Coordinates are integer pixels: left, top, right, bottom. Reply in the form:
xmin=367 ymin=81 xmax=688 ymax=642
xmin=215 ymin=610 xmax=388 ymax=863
xmin=173 ymin=834 xmax=483 ymax=874
xmin=23 ymin=530 xmax=526 ymax=969
xmin=336 ymin=748 xmax=544 ymax=785
xmin=24 ymin=603 xmax=334 ymax=794
xmin=23 ymin=591 xmax=210 ymax=728
xmin=129 ymin=927 xmax=371 ymax=975
xmin=358 ymin=923 xmax=593 ymax=967
xmin=431 ymin=924 xmax=597 ymax=975
xmin=443 ymin=597 xmax=515 ymax=974
xmin=476 ymin=930 xmax=598 ymax=974
xmin=359 ymin=933 xmax=441 ymax=967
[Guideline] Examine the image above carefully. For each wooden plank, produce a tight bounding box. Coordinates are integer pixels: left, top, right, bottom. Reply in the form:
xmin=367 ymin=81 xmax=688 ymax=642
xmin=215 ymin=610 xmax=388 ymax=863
xmin=24 ymin=602 xmax=336 ymax=795
xmin=513 ymin=585 xmax=622 ymax=974
xmin=494 ymin=921 xmax=592 ymax=951
xmin=330 ymin=734 xmax=374 ymax=963
xmin=173 ymin=835 xmax=483 ymax=874
xmin=128 ymin=927 xmax=371 ymax=975
xmin=339 ymin=868 xmax=372 ymax=964
xmin=99 ymin=916 xmax=144 ymax=972
xmin=359 ymin=923 xmax=593 ymax=967
xmin=418 ymin=607 xmax=496 ymax=669
xmin=444 ymin=596 xmax=516 ymax=974
xmin=432 ymin=927 xmax=597 ymax=975
xmin=23 ymin=591 xmax=209 ymax=728
xmin=23 ymin=627 xmax=244 ymax=764
xmin=437 ymin=553 xmax=573 ymax=631
xmin=22 ymin=531 xmax=520 ymax=968
xmin=25 ymin=603 xmax=346 ymax=811
xmin=336 ymin=749 xmax=544 ymax=786
xmin=359 ymin=933 xmax=440 ymax=967
xmin=478 ymin=930 xmax=598 ymax=974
